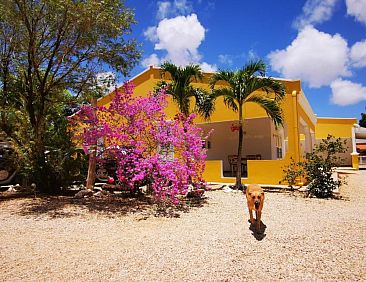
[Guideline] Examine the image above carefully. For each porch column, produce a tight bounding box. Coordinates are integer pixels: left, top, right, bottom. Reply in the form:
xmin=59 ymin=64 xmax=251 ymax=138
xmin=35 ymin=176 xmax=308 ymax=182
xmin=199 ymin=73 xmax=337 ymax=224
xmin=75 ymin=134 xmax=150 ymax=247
xmin=291 ymin=90 xmax=300 ymax=162
xmin=304 ymin=125 xmax=312 ymax=154
xmin=310 ymin=130 xmax=315 ymax=152
xmin=279 ymin=127 xmax=286 ymax=159
xmin=351 ymin=124 xmax=359 ymax=170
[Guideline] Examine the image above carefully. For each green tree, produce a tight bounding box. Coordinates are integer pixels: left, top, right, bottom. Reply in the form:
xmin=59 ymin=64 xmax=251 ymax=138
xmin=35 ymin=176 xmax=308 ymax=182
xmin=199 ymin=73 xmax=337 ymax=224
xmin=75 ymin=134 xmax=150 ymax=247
xmin=210 ymin=60 xmax=285 ymax=188
xmin=0 ymin=0 xmax=140 ymax=192
xmin=159 ymin=62 xmax=214 ymax=119
xmin=359 ymin=109 xmax=366 ymax=127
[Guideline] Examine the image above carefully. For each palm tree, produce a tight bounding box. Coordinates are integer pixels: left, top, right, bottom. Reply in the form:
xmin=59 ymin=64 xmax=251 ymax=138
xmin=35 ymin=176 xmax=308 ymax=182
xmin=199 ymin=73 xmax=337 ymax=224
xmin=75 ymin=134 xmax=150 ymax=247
xmin=159 ymin=62 xmax=214 ymax=120
xmin=210 ymin=60 xmax=285 ymax=188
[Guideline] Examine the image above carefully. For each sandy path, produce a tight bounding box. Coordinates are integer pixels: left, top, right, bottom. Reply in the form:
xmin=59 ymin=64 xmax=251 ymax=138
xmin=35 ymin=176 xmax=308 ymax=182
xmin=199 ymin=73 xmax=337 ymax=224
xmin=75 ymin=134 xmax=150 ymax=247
xmin=0 ymin=171 xmax=365 ymax=281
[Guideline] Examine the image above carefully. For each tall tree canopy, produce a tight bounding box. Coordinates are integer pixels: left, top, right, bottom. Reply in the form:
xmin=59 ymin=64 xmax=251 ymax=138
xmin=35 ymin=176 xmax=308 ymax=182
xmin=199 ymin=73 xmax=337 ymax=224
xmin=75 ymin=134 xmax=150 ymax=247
xmin=359 ymin=110 xmax=366 ymax=128
xmin=0 ymin=0 xmax=140 ymax=191
xmin=159 ymin=62 xmax=214 ymax=119
xmin=210 ymin=60 xmax=285 ymax=188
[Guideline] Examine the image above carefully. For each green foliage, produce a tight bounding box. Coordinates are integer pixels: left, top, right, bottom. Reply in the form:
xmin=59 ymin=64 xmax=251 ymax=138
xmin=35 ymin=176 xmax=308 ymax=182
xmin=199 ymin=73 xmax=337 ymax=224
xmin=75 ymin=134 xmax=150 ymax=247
xmin=0 ymin=0 xmax=140 ymax=192
xmin=305 ymin=135 xmax=346 ymax=198
xmin=9 ymin=92 xmax=88 ymax=192
xmin=359 ymin=110 xmax=366 ymax=128
xmin=282 ymin=158 xmax=305 ymax=188
xmin=282 ymin=135 xmax=346 ymax=198
xmin=44 ymin=99 xmax=88 ymax=190
xmin=158 ymin=62 xmax=214 ymax=119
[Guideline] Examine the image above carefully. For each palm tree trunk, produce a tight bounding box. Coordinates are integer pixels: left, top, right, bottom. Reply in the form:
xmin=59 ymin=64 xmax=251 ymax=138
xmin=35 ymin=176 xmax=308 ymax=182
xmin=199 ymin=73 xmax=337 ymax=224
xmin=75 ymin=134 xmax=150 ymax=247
xmin=236 ymin=104 xmax=244 ymax=189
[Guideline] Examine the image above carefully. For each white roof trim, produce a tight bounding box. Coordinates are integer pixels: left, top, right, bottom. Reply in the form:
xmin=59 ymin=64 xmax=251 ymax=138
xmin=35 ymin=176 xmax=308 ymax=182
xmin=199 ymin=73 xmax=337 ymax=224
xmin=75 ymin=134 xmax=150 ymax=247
xmin=317 ymin=117 xmax=356 ymax=120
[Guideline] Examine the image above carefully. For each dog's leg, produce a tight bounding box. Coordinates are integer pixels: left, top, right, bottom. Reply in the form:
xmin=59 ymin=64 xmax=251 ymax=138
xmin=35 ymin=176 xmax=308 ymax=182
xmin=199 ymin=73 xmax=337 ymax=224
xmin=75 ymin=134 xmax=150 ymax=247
xmin=256 ymin=210 xmax=262 ymax=231
xmin=248 ymin=208 xmax=254 ymax=224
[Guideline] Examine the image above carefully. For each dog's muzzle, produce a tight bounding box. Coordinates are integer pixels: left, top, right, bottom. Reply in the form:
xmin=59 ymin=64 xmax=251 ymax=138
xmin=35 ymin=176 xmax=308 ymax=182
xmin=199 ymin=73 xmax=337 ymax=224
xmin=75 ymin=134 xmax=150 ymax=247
xmin=254 ymin=201 xmax=260 ymax=210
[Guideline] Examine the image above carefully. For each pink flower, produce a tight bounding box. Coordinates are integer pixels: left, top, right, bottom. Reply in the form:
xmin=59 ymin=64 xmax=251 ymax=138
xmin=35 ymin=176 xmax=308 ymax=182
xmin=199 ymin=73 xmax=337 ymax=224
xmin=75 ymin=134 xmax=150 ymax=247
xmin=70 ymin=82 xmax=210 ymax=203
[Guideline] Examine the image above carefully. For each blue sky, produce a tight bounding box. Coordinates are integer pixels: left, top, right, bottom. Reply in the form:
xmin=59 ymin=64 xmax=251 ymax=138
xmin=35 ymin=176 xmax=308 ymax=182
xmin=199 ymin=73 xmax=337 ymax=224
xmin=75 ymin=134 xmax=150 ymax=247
xmin=123 ymin=0 xmax=366 ymax=120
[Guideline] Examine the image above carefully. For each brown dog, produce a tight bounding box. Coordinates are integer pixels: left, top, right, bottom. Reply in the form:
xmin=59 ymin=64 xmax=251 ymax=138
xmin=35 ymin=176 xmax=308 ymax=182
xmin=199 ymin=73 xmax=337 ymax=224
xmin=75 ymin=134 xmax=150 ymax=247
xmin=246 ymin=184 xmax=265 ymax=232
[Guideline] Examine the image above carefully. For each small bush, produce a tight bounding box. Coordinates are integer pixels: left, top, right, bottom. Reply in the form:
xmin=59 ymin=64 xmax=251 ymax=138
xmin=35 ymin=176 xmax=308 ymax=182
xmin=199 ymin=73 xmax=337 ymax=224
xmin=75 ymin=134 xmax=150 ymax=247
xmin=283 ymin=135 xmax=346 ymax=198
xmin=282 ymin=157 xmax=305 ymax=188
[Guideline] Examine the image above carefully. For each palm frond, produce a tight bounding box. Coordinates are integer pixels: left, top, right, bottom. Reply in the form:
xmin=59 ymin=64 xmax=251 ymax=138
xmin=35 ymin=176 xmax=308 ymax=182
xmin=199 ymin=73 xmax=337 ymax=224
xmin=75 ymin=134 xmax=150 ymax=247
xmin=246 ymin=94 xmax=284 ymax=127
xmin=160 ymin=61 xmax=179 ymax=80
xmin=223 ymin=95 xmax=238 ymax=112
xmin=209 ymin=70 xmax=235 ymax=89
xmin=193 ymin=88 xmax=216 ymax=120
xmin=241 ymin=59 xmax=266 ymax=78
xmin=212 ymin=87 xmax=239 ymax=112
xmin=245 ymin=77 xmax=285 ymax=102
xmin=183 ymin=64 xmax=203 ymax=82
xmin=159 ymin=62 xmax=205 ymax=117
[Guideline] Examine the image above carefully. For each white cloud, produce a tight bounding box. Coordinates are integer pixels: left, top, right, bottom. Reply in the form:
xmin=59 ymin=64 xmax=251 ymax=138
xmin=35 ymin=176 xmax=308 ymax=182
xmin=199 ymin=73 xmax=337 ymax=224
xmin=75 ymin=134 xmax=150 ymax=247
xmin=293 ymin=0 xmax=339 ymax=29
xmin=154 ymin=14 xmax=204 ymax=65
xmin=200 ymin=62 xmax=217 ymax=72
xmin=346 ymin=0 xmax=366 ymax=26
xmin=141 ymin=54 xmax=161 ymax=67
xmin=157 ymin=0 xmax=193 ymax=19
xmin=350 ymin=40 xmax=366 ymax=68
xmin=142 ymin=13 xmax=215 ymax=71
xmin=218 ymin=51 xmax=256 ymax=67
xmin=331 ymin=79 xmax=366 ymax=105
xmin=174 ymin=0 xmax=192 ymax=14
xmin=157 ymin=2 xmax=171 ymax=19
xmin=268 ymin=26 xmax=350 ymax=88
xmin=218 ymin=54 xmax=233 ymax=66
xmin=143 ymin=26 xmax=158 ymax=42
xmin=274 ymin=0 xmax=366 ymax=107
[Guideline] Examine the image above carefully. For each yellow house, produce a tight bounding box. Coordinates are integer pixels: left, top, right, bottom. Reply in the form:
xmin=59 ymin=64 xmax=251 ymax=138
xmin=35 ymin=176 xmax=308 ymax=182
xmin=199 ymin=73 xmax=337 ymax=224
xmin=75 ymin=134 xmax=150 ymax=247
xmin=97 ymin=66 xmax=358 ymax=185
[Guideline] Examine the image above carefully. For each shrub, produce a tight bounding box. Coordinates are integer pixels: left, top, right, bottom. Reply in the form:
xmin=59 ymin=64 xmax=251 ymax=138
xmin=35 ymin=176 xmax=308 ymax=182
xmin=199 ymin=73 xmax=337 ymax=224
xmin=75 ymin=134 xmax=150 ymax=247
xmin=282 ymin=157 xmax=304 ymax=188
xmin=283 ymin=135 xmax=346 ymax=198
xmin=305 ymin=135 xmax=346 ymax=198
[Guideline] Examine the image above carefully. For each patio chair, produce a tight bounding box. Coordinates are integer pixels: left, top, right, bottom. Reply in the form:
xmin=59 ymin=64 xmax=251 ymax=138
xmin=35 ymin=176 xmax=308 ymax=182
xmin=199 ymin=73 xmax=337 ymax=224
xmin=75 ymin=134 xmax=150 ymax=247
xmin=228 ymin=155 xmax=246 ymax=176
xmin=246 ymin=154 xmax=257 ymax=160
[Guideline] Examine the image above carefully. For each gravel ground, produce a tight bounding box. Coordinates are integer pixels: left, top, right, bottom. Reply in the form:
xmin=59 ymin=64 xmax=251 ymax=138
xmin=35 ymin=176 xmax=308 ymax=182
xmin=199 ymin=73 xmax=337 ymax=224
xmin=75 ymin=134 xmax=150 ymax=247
xmin=0 ymin=171 xmax=365 ymax=281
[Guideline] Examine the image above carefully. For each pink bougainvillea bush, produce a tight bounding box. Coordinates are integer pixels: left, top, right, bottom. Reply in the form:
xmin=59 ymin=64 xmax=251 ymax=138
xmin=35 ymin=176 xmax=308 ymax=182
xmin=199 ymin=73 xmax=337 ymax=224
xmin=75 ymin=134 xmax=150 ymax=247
xmin=69 ymin=82 xmax=210 ymax=203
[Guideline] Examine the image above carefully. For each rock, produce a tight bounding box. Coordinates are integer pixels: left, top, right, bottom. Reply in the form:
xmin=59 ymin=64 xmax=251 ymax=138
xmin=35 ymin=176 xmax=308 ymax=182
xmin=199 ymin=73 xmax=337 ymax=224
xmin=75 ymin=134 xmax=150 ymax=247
xmin=223 ymin=186 xmax=233 ymax=193
xmin=186 ymin=184 xmax=194 ymax=193
xmin=74 ymin=189 xmax=93 ymax=199
xmin=299 ymin=187 xmax=309 ymax=192
xmin=7 ymin=186 xmax=17 ymax=192
xmin=93 ymin=186 xmax=103 ymax=192
xmin=139 ymin=185 xmax=148 ymax=193
xmin=94 ymin=190 xmax=109 ymax=197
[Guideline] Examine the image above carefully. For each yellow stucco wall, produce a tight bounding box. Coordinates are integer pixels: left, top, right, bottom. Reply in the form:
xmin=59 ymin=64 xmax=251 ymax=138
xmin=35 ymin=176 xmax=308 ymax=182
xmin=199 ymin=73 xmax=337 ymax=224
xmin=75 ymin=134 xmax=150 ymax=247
xmin=98 ymin=67 xmax=302 ymax=124
xmin=316 ymin=118 xmax=356 ymax=139
xmin=203 ymin=159 xmax=289 ymax=185
xmin=95 ymin=66 xmax=355 ymax=185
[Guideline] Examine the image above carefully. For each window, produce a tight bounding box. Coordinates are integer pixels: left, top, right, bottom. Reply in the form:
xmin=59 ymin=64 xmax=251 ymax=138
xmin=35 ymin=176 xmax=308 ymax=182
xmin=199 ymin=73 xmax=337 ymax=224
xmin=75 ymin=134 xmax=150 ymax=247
xmin=202 ymin=140 xmax=211 ymax=149
xmin=158 ymin=143 xmax=174 ymax=161
xmin=274 ymin=135 xmax=283 ymax=159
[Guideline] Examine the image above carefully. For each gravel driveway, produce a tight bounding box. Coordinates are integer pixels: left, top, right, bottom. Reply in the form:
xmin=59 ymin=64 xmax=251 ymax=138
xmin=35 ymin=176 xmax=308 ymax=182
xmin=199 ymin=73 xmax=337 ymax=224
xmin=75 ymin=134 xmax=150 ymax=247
xmin=0 ymin=171 xmax=365 ymax=281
